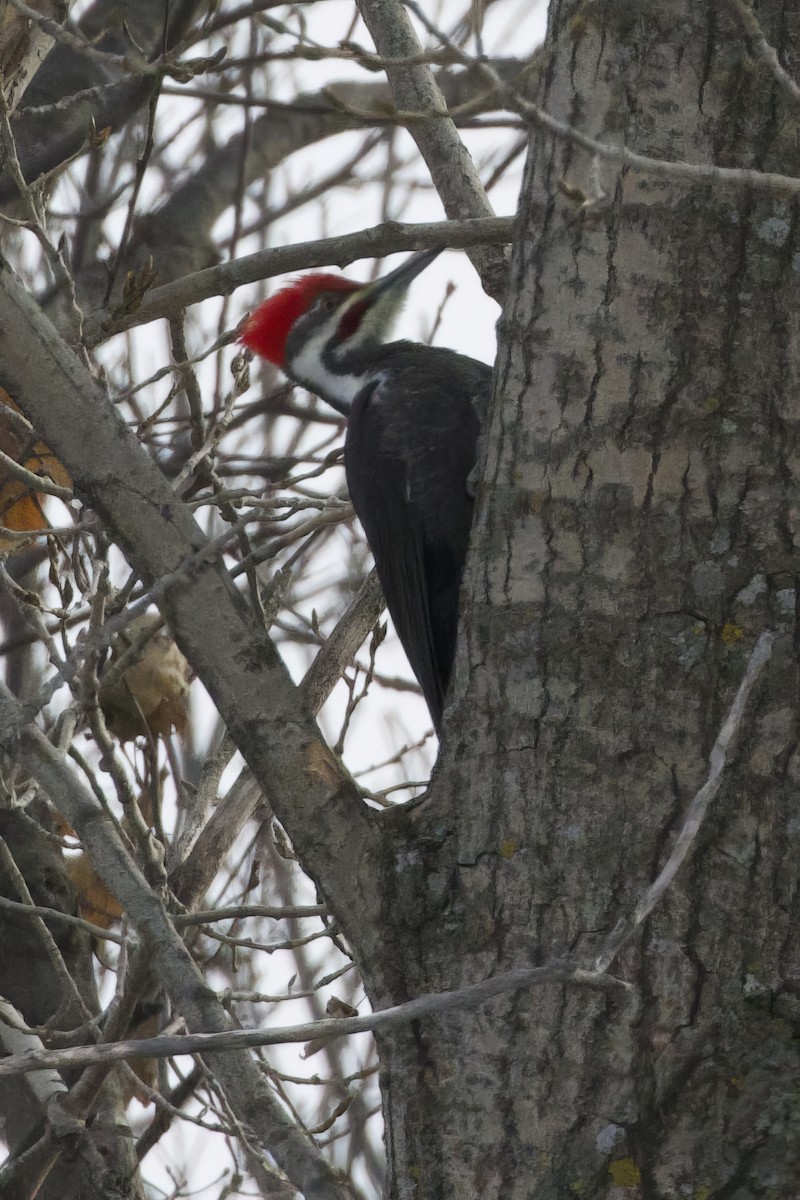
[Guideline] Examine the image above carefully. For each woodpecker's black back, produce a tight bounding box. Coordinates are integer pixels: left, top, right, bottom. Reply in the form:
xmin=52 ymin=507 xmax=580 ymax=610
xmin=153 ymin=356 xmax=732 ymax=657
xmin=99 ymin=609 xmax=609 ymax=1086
xmin=342 ymin=342 xmax=490 ymax=730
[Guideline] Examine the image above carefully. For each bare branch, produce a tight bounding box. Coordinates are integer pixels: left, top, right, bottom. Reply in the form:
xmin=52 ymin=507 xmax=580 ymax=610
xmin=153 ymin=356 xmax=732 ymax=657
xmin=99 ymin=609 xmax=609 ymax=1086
xmin=724 ymin=0 xmax=800 ymax=105
xmin=0 ymin=446 xmax=72 ymax=500
xmin=0 ymin=997 xmax=67 ymax=1109
xmin=4 ymin=0 xmax=154 ymax=71
xmin=86 ymin=216 xmax=513 ymax=343
xmin=0 ymin=254 xmax=382 ymax=936
xmin=300 ymin=569 xmax=385 ymax=716
xmin=171 ymin=569 xmax=386 ymax=906
xmin=356 ymin=0 xmax=505 ymax=298
xmin=427 ymin=34 xmax=800 ymax=200
xmin=175 ymin=903 xmax=328 ymax=926
xmin=0 ymin=678 xmax=355 ymax=1200
xmin=0 ymin=0 xmax=57 ymax=115
xmin=0 ymin=893 xmax=127 ymax=945
xmin=0 ymin=958 xmax=631 ymax=1079
xmin=0 ymin=836 xmax=95 ymax=1021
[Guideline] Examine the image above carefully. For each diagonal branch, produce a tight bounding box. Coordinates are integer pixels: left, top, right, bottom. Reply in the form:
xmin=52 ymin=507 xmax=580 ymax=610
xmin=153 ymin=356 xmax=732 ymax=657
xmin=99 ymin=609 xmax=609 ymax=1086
xmin=0 ymin=679 xmax=356 ymax=1200
xmin=724 ymin=0 xmax=800 ymax=106
xmin=595 ymin=631 xmax=774 ymax=973
xmin=0 ymin=254 xmax=384 ymax=966
xmin=170 ymin=567 xmax=386 ymax=909
xmin=356 ymin=0 xmax=506 ymax=299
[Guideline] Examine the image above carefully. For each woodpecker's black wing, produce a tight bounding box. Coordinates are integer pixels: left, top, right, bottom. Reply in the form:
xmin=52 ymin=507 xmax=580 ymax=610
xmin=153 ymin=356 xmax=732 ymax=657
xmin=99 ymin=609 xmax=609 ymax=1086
xmin=344 ymin=345 xmax=490 ymax=730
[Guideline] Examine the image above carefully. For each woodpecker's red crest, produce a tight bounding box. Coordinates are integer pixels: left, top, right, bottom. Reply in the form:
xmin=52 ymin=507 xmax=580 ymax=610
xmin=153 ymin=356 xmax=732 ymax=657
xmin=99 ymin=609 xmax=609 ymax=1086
xmin=241 ymin=274 xmax=362 ymax=366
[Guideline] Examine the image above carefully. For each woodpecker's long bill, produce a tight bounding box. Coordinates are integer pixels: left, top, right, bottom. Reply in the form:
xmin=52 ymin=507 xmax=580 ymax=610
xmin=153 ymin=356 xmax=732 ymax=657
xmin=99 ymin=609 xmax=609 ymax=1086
xmin=241 ymin=250 xmax=491 ymax=732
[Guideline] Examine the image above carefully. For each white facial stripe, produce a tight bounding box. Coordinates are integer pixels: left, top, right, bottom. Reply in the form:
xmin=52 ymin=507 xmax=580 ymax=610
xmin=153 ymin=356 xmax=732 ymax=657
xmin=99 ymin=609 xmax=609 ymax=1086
xmin=289 ymin=322 xmax=370 ymax=410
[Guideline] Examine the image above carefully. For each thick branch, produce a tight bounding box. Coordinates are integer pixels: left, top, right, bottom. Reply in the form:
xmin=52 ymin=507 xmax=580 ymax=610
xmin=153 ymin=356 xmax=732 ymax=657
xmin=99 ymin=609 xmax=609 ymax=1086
xmin=0 ymin=78 xmax=154 ymax=204
xmin=356 ymin=0 xmax=506 ymax=299
xmin=0 ymin=681 xmax=354 ymax=1200
xmin=0 ymin=256 xmax=383 ymax=962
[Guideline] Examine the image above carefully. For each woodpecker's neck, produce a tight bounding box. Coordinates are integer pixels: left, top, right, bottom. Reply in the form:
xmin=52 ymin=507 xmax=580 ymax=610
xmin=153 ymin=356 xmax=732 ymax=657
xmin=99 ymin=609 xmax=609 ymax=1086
xmin=286 ymin=334 xmax=399 ymax=416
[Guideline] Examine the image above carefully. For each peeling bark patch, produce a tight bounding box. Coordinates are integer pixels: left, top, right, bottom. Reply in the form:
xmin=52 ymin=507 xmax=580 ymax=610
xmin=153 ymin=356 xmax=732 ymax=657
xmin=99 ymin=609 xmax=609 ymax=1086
xmin=304 ymin=740 xmax=342 ymax=789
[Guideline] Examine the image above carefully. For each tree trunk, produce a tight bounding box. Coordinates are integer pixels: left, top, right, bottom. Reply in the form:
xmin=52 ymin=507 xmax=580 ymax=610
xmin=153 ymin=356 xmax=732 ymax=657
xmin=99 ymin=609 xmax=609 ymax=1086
xmin=363 ymin=3 xmax=800 ymax=1196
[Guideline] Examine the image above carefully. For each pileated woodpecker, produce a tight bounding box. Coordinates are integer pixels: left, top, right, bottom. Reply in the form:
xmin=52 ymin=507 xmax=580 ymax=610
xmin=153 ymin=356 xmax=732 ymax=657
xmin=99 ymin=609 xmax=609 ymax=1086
xmin=241 ymin=248 xmax=490 ymax=731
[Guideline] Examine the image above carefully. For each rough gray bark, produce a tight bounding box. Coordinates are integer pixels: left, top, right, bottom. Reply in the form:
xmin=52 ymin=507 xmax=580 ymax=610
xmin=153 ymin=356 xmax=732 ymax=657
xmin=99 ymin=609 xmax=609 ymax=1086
xmin=361 ymin=2 xmax=800 ymax=1197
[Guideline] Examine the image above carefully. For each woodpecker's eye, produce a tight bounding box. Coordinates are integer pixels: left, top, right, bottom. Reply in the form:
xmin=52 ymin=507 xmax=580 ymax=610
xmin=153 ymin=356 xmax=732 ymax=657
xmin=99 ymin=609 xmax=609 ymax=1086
xmin=316 ymin=295 xmax=337 ymax=313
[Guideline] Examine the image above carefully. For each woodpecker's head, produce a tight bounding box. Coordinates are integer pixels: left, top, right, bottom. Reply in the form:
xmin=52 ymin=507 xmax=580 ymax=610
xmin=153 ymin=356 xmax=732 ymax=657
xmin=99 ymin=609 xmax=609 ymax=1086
xmin=240 ymin=248 xmax=442 ymax=413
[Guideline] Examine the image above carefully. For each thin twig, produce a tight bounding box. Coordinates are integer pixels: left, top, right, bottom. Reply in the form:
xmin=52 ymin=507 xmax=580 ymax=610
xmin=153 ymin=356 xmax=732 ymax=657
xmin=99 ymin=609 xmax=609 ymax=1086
xmin=0 ymin=894 xmax=127 ymax=945
xmin=0 ymin=447 xmax=72 ymax=501
xmin=725 ymin=0 xmax=800 ymax=105
xmin=594 ymin=631 xmax=774 ymax=973
xmin=174 ymin=904 xmax=328 ymax=925
xmin=4 ymin=0 xmax=153 ymax=72
xmin=0 ymin=838 xmax=96 ymax=1022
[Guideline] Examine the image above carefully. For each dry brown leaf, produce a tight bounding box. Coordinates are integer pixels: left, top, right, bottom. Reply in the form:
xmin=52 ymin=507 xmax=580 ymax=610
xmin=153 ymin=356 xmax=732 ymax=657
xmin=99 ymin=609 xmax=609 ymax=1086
xmin=302 ymin=996 xmax=359 ymax=1059
xmin=301 ymin=1036 xmax=331 ymax=1060
xmin=0 ymin=388 xmax=71 ymax=552
xmin=326 ymin=996 xmax=358 ymax=1018
xmin=67 ymin=852 xmax=124 ymax=929
xmin=98 ymin=614 xmax=192 ymax=742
